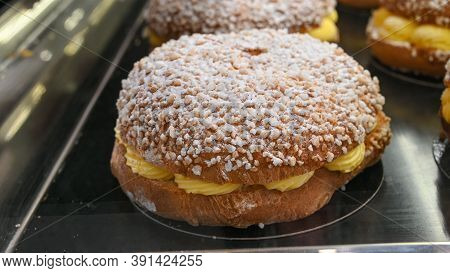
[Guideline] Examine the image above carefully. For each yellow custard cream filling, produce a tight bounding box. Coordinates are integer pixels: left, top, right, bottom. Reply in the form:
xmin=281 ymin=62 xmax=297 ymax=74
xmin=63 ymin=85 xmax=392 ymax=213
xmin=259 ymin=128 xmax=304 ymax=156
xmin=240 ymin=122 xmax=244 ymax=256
xmin=149 ymin=31 xmax=168 ymax=47
xmin=442 ymin=88 xmax=450 ymax=123
xmin=308 ymin=10 xmax=339 ymax=42
xmin=150 ymin=10 xmax=339 ymax=47
xmin=265 ymin=171 xmax=315 ymax=192
xmin=117 ymin=134 xmax=364 ymax=195
xmin=123 ymin=145 xmax=316 ymax=194
xmin=372 ymin=8 xmax=450 ymax=50
xmin=174 ymin=174 xmax=241 ymax=195
xmin=325 ymin=143 xmax=366 ymax=173
xmin=122 ymin=142 xmax=315 ymax=194
xmin=124 ymin=147 xmax=174 ymax=181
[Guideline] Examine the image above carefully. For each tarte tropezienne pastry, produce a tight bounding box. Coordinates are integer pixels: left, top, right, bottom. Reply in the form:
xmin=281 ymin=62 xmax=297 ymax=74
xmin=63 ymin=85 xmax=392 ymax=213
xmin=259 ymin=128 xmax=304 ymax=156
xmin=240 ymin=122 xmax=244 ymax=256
xmin=367 ymin=0 xmax=450 ymax=77
xmin=111 ymin=29 xmax=392 ymax=228
xmin=147 ymin=0 xmax=339 ymax=46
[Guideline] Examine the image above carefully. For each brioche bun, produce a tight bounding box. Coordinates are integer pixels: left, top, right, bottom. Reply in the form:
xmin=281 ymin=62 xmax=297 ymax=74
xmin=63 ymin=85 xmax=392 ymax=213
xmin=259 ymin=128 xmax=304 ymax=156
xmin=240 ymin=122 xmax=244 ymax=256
xmin=147 ymin=0 xmax=336 ymax=39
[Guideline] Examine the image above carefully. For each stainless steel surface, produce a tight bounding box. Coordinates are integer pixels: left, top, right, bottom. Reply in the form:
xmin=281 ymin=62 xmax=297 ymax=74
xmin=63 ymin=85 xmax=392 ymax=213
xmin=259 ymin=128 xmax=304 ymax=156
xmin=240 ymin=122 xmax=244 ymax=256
xmin=1 ymin=4 xmax=449 ymax=253
xmin=0 ymin=0 xmax=146 ymax=252
xmin=0 ymin=0 xmax=67 ymax=62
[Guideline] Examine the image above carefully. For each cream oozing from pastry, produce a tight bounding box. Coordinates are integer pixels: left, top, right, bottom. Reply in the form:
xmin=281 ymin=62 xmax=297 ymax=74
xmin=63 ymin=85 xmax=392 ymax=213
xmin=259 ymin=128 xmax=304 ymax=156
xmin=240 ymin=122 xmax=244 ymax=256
xmin=325 ymin=143 xmax=366 ymax=173
xmin=117 ymin=133 xmax=366 ymax=195
xmin=308 ymin=10 xmax=339 ymax=42
xmin=370 ymin=8 xmax=450 ymax=50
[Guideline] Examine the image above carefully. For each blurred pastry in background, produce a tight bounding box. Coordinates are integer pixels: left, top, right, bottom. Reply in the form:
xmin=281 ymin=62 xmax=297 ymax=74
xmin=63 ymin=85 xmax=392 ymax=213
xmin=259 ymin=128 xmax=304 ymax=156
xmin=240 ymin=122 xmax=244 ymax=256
xmin=339 ymin=0 xmax=379 ymax=9
xmin=442 ymin=60 xmax=450 ymax=139
xmin=367 ymin=0 xmax=450 ymax=77
xmin=147 ymin=0 xmax=339 ymax=47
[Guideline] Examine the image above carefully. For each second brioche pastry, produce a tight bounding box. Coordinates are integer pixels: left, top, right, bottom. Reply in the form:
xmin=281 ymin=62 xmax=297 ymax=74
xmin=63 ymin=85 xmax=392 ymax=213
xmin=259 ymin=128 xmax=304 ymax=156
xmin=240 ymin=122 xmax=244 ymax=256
xmin=147 ymin=0 xmax=339 ymax=46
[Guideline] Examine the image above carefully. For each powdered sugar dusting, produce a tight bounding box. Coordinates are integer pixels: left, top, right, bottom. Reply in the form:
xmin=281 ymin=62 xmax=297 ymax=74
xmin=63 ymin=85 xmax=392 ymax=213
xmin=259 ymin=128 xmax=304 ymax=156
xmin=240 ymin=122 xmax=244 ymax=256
xmin=148 ymin=0 xmax=336 ymax=38
xmin=126 ymin=191 xmax=157 ymax=213
xmin=116 ymin=29 xmax=383 ymax=179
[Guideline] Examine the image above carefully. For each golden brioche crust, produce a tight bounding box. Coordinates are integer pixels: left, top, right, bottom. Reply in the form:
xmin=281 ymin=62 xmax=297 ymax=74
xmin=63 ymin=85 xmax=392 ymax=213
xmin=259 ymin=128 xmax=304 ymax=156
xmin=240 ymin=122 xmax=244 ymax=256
xmin=380 ymin=0 xmax=450 ymax=27
xmin=117 ymin=29 xmax=385 ymax=185
xmin=369 ymin=37 xmax=448 ymax=76
xmin=339 ymin=0 xmax=379 ymax=8
xmin=366 ymin=13 xmax=450 ymax=77
xmin=111 ymin=114 xmax=391 ymax=228
xmin=147 ymin=0 xmax=336 ymax=39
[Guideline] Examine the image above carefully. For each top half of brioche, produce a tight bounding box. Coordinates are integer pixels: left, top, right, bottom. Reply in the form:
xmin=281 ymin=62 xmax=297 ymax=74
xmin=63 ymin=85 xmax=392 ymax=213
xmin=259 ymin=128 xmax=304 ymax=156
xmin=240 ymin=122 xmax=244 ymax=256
xmin=147 ymin=0 xmax=336 ymax=38
xmin=116 ymin=29 xmax=386 ymax=185
xmin=379 ymin=0 xmax=450 ymax=27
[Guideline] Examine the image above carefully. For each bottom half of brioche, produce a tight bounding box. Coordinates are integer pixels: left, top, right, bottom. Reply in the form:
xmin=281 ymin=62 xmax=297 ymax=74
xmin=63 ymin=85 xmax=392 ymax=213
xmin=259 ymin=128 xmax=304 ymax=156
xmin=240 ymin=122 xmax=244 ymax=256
xmin=111 ymin=114 xmax=391 ymax=228
xmin=369 ymin=38 xmax=448 ymax=77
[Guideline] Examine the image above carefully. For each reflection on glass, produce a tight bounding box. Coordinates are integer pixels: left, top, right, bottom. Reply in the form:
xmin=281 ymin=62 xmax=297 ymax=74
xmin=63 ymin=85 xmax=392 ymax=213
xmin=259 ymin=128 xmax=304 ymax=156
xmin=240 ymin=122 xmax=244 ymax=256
xmin=0 ymin=0 xmax=57 ymax=44
xmin=0 ymin=83 xmax=46 ymax=142
xmin=63 ymin=28 xmax=87 ymax=56
xmin=88 ymin=0 xmax=114 ymax=26
xmin=64 ymin=8 xmax=85 ymax=32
